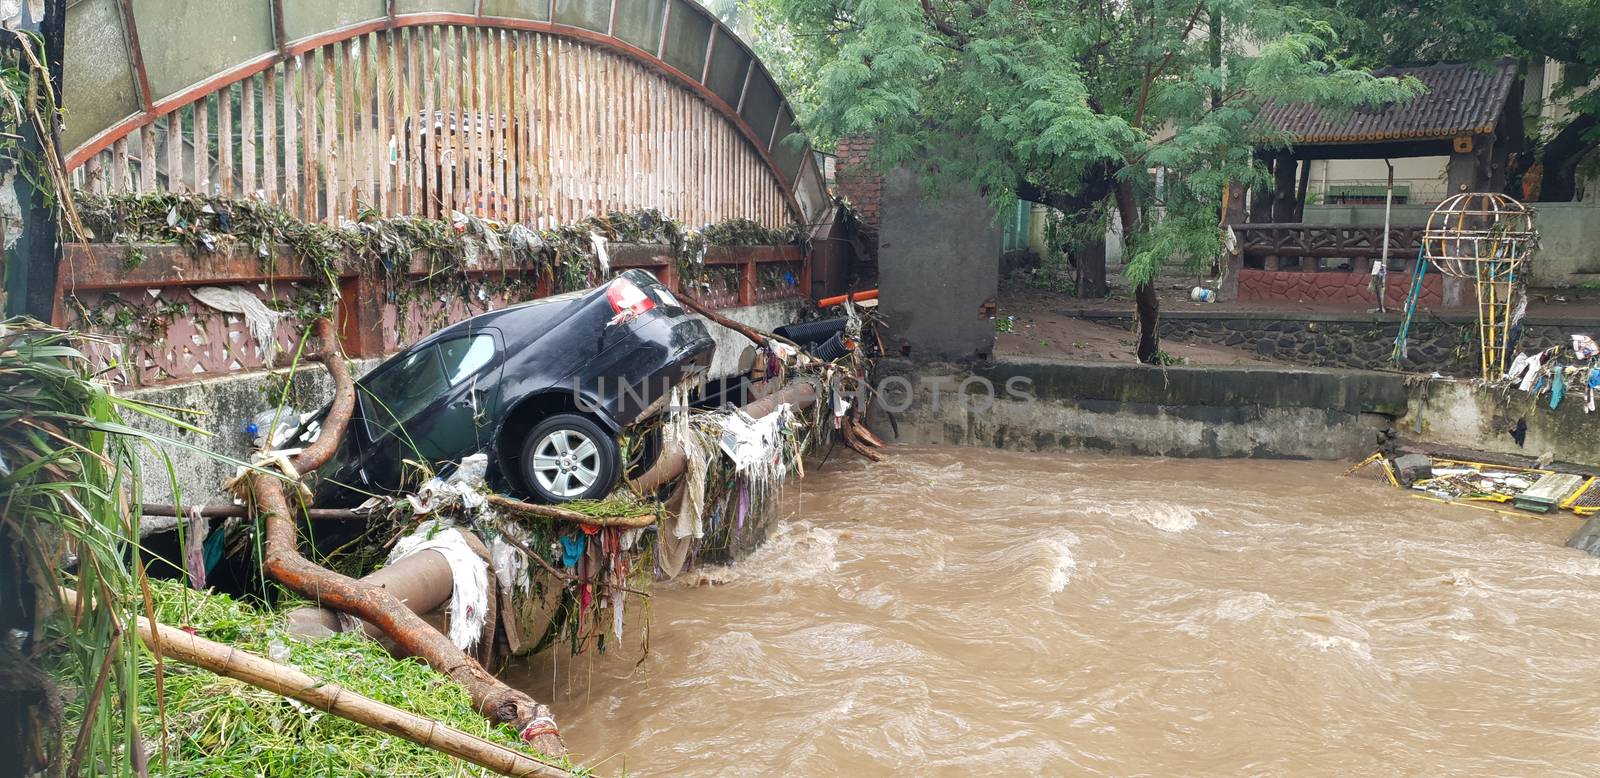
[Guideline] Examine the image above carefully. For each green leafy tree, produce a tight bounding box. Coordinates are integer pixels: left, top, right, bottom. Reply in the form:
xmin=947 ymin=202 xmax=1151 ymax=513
xmin=1309 ymin=0 xmax=1600 ymax=201
xmin=769 ymin=0 xmax=1418 ymax=361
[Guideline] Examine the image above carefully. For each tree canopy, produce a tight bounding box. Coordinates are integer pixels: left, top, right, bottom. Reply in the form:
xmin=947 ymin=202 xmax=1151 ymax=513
xmin=764 ymin=0 xmax=1418 ymax=361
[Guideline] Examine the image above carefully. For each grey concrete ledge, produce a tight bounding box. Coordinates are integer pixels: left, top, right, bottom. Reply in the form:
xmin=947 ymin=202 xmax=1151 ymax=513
xmin=878 ymin=356 xmax=1410 ymax=416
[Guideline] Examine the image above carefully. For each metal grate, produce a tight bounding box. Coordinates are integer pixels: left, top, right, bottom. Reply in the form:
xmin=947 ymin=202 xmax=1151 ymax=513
xmin=1563 ymin=477 xmax=1600 ymax=516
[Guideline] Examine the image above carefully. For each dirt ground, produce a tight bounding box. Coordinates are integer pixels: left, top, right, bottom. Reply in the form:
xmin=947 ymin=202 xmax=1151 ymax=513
xmin=993 ymin=269 xmax=1600 ymax=366
xmin=993 ymin=280 xmax=1271 ymax=365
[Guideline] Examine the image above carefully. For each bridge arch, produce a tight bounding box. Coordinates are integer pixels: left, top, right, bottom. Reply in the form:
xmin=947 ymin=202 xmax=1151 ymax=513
xmin=64 ymin=0 xmax=826 ymax=229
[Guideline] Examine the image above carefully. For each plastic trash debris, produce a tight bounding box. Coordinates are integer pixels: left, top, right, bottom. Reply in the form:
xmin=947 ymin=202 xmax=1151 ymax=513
xmin=589 ymin=231 xmax=610 ymax=273
xmin=1503 ymin=352 xmax=1532 ymax=383
xmin=404 ymin=452 xmax=492 ymax=522
xmin=191 ymin=285 xmax=287 ymax=365
xmin=246 ymin=407 xmax=317 ymax=450
xmin=1519 ymin=352 xmax=1545 ymax=393
xmin=1573 ymin=335 xmax=1599 ymax=360
xmin=267 ymin=637 xmax=291 ymax=663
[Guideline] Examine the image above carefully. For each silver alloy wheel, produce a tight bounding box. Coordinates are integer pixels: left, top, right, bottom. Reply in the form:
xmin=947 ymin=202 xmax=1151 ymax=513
xmin=530 ymin=428 xmax=601 ymax=498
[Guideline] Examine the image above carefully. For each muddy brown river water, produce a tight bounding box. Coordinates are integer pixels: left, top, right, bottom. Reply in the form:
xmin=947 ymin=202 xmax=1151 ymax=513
xmin=511 ymin=447 xmax=1600 ymax=776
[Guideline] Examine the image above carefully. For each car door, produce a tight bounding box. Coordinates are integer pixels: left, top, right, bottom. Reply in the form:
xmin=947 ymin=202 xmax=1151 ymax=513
xmin=357 ymin=329 xmax=503 ymax=491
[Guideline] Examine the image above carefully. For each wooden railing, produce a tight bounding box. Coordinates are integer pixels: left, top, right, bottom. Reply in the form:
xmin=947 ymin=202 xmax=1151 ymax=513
xmin=1235 ymin=223 xmax=1425 ymax=262
xmin=69 ymin=24 xmax=798 ymax=230
xmin=59 ymin=241 xmax=805 ymax=387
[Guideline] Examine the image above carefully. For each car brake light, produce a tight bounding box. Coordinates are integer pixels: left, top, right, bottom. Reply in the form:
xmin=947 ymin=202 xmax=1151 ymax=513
xmin=606 ymin=277 xmax=656 ymax=320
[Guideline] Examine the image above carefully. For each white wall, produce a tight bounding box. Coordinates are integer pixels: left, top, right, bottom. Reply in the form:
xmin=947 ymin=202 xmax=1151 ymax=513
xmin=1308 ymin=157 xmax=1450 ymax=205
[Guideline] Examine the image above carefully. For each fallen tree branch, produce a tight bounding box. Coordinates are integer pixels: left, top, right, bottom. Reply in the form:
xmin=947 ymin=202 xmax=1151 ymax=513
xmin=679 ymin=293 xmax=791 ymax=351
xmin=58 ymin=588 xmax=570 ymax=778
xmin=249 ymin=319 xmax=566 ymax=756
xmin=841 ymin=420 xmax=883 ymax=462
xmin=850 ymin=419 xmax=887 ymax=449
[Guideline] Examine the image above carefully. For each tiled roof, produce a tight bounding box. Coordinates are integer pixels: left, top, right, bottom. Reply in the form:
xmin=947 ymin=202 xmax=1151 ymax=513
xmin=1258 ymin=59 xmax=1519 ymax=145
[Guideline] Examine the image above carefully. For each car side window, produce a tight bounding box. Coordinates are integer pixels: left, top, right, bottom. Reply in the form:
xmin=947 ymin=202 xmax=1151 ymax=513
xmin=439 ymin=333 xmax=495 ymax=386
xmin=361 ymin=346 xmax=449 ymax=439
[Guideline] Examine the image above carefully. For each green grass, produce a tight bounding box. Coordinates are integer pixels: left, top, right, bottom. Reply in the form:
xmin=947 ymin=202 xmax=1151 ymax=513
xmin=118 ymin=578 xmax=580 ymax=777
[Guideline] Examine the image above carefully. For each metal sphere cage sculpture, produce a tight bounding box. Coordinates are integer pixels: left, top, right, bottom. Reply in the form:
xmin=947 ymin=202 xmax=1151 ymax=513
xmin=1423 ymin=193 xmax=1537 ymax=379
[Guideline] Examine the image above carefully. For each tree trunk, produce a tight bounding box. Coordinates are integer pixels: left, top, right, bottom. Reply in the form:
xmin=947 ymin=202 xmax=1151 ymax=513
xmin=1538 ymin=113 xmax=1598 ymax=202
xmin=1075 ymin=237 xmax=1108 ymax=298
xmin=1113 ymin=180 xmax=1161 ymax=363
xmin=254 ymin=319 xmax=566 ymax=757
xmin=1015 ymin=172 xmax=1114 ymax=300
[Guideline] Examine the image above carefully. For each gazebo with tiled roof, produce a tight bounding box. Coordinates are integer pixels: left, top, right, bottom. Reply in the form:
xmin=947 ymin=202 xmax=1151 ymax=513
xmin=1224 ymin=59 xmax=1523 ymax=307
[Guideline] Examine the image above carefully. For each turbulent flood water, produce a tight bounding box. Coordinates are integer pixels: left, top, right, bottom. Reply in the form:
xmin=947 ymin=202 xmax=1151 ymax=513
xmin=510 ymin=447 xmax=1600 ymax=776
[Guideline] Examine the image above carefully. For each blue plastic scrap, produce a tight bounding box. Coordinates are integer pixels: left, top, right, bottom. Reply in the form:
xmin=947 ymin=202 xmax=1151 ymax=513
xmin=560 ymin=535 xmax=586 ymax=568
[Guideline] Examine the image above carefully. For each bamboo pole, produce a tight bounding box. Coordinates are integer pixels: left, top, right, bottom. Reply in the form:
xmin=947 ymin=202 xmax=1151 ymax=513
xmin=57 ymin=588 xmax=571 ymax=778
xmin=141 ymin=503 xmax=366 ymax=521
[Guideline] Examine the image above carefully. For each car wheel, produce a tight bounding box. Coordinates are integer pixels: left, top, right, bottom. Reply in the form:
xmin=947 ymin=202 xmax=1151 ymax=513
xmin=520 ymin=413 xmax=619 ymax=502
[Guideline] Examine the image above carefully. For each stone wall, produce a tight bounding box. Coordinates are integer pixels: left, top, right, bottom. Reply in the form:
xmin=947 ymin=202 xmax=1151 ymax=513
xmin=1075 ymin=310 xmax=1590 ymax=376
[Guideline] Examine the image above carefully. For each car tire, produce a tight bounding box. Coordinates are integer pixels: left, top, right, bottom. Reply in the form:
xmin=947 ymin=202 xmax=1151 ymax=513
xmin=520 ymin=413 xmax=620 ymax=503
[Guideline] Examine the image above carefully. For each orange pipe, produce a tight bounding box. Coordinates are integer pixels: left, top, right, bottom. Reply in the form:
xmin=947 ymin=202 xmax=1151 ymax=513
xmin=816 ymin=289 xmax=878 ymax=308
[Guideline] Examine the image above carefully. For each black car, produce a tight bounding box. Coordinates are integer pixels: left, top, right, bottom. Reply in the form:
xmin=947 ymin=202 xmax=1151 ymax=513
xmin=306 ymin=269 xmax=714 ymax=505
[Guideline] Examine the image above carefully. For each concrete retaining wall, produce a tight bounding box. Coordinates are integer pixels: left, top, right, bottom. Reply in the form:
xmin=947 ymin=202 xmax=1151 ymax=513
xmin=870 ymin=357 xmax=1405 ymax=460
xmin=1400 ymin=376 xmax=1600 ymax=470
xmin=124 ymin=301 xmax=801 ymax=509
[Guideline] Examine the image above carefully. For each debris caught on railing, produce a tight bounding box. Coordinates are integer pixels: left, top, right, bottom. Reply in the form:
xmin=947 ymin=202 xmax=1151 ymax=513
xmin=1495 ymin=333 xmax=1599 ymax=413
xmin=1346 ymin=450 xmax=1599 ymax=519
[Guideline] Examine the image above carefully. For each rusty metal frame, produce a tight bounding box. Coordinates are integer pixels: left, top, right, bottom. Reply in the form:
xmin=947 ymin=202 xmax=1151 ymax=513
xmin=655 ymin=0 xmax=671 ymax=59
xmin=114 ymin=0 xmax=154 ymax=111
xmin=699 ymin=21 xmax=716 ymax=84
xmin=69 ymin=5 xmax=812 ymax=219
xmin=734 ymin=58 xmax=752 ymax=115
xmin=269 ymin=0 xmax=289 ymax=55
